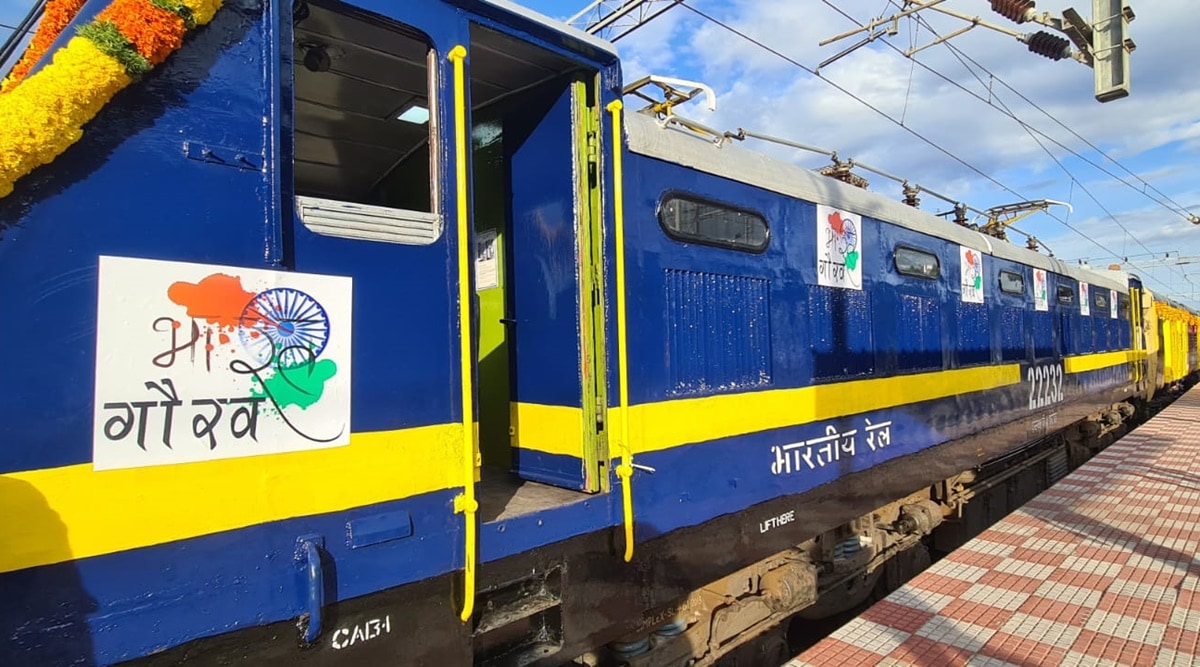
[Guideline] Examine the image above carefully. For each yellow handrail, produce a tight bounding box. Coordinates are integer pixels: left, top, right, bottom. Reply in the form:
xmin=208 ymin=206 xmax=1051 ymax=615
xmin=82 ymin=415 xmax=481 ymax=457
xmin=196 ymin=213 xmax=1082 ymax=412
xmin=606 ymin=100 xmax=635 ymax=562
xmin=448 ymin=44 xmax=478 ymax=622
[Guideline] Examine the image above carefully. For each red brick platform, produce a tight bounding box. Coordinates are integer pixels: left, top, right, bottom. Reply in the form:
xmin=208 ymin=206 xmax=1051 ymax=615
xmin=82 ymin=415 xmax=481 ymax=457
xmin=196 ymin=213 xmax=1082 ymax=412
xmin=789 ymin=386 xmax=1200 ymax=666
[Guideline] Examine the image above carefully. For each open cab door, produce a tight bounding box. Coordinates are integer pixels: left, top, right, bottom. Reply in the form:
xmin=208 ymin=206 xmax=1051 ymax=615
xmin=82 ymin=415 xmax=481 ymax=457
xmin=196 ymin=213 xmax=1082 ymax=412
xmin=468 ymin=25 xmax=608 ymax=493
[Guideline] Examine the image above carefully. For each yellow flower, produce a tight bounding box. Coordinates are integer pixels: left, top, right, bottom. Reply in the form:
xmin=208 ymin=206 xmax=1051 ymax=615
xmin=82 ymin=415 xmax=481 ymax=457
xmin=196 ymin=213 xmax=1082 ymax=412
xmin=0 ymin=0 xmax=223 ymax=200
xmin=178 ymin=0 xmax=222 ymax=26
xmin=0 ymin=38 xmax=131 ymax=194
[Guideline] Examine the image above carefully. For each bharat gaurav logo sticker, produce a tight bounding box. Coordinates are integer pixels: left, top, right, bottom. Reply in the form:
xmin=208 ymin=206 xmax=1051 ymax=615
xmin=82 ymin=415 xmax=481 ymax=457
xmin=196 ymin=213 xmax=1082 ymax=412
xmin=817 ymin=205 xmax=862 ymax=290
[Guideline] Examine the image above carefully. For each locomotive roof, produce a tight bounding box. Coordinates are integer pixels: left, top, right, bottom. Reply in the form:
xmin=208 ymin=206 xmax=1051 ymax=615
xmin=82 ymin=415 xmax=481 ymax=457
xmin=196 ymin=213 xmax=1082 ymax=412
xmin=625 ymin=111 xmax=1128 ymax=294
xmin=475 ymin=0 xmax=617 ymax=56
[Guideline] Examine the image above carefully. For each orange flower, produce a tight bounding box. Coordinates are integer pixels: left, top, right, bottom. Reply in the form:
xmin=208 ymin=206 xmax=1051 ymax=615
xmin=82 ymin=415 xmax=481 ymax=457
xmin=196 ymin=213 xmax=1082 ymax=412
xmin=1 ymin=0 xmax=88 ymax=91
xmin=97 ymin=0 xmax=186 ymax=65
xmin=0 ymin=0 xmax=224 ymax=199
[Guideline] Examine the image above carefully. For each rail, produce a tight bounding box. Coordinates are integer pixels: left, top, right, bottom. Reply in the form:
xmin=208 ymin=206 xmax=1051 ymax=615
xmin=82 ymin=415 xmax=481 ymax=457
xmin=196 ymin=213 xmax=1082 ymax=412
xmin=448 ymin=44 xmax=478 ymax=622
xmin=606 ymin=99 xmax=636 ymax=562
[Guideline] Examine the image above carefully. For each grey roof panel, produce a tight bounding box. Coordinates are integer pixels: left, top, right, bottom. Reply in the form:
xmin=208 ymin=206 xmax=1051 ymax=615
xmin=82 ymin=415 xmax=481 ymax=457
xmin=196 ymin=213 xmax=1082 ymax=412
xmin=625 ymin=112 xmax=1128 ymax=293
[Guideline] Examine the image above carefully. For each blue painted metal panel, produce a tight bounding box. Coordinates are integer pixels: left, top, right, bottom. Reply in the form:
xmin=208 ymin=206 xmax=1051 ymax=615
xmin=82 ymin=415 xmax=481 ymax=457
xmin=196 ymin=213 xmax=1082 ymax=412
xmin=626 ymin=385 xmax=1024 ymax=540
xmin=664 ymin=269 xmax=771 ymax=396
xmin=989 ymin=260 xmax=1030 ymax=363
xmin=1032 ymin=309 xmax=1055 ymax=359
xmin=22 ymin=0 xmax=110 ymax=82
xmin=897 ymin=292 xmax=943 ymax=372
xmin=507 ymin=85 xmax=583 ymax=410
xmin=809 ymin=286 xmax=874 ymax=380
xmin=0 ymin=487 xmax=460 ymax=666
xmin=479 ymin=463 xmax=614 ymax=563
xmin=1058 ymin=276 xmax=1080 ymax=356
xmin=874 ymin=228 xmax=948 ymax=374
xmin=0 ymin=0 xmax=472 ymax=662
xmin=0 ymin=0 xmax=279 ymax=473
xmin=619 ymin=155 xmax=795 ymax=404
xmin=1094 ymin=312 xmax=1111 ymax=352
xmin=956 ymin=300 xmax=991 ymax=366
xmin=1079 ymin=306 xmax=1095 ymax=353
xmin=512 ymin=448 xmax=587 ymax=490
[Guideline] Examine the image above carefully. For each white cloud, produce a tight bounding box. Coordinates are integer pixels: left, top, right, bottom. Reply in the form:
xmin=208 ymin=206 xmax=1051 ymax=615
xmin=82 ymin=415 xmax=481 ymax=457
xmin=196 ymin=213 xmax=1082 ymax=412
xmin=608 ymin=0 xmax=1200 ymax=306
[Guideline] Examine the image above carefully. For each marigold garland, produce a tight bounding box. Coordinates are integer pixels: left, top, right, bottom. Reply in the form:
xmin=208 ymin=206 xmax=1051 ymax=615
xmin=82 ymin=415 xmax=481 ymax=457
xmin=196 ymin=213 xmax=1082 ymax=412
xmin=0 ymin=38 xmax=131 ymax=197
xmin=1156 ymin=301 xmax=1200 ymax=326
xmin=177 ymin=0 xmax=220 ymax=28
xmin=0 ymin=0 xmax=88 ymax=92
xmin=97 ymin=0 xmax=187 ymax=66
xmin=0 ymin=0 xmax=223 ymax=198
xmin=78 ymin=21 xmax=153 ymax=76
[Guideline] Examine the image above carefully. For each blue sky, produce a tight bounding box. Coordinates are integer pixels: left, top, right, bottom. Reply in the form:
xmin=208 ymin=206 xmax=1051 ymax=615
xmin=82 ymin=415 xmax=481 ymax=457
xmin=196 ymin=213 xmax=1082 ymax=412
xmin=540 ymin=0 xmax=1200 ymax=308
xmin=3 ymin=0 xmax=1197 ymax=306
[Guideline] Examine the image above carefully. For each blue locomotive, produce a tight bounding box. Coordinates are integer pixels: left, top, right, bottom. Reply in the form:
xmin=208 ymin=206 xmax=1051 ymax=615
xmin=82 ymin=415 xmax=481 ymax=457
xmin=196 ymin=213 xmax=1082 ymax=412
xmin=0 ymin=0 xmax=1196 ymax=664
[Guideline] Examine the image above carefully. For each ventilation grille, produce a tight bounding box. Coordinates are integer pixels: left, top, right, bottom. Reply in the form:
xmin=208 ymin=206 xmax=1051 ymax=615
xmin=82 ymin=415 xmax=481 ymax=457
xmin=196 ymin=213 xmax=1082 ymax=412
xmin=296 ymin=195 xmax=442 ymax=245
xmin=1046 ymin=448 xmax=1070 ymax=485
xmin=665 ymin=269 xmax=771 ymax=395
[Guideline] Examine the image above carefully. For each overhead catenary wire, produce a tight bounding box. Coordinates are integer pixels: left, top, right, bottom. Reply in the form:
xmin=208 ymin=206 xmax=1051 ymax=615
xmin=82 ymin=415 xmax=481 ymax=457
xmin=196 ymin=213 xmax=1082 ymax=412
xmin=674 ymin=0 xmax=1190 ymax=304
xmin=893 ymin=2 xmax=1194 ymax=221
xmin=853 ymin=2 xmax=1196 ymax=289
xmin=838 ymin=0 xmax=1197 ymax=223
xmin=677 ymin=2 xmax=1024 ymax=200
xmin=813 ymin=0 xmax=1194 ymax=298
xmin=935 ymin=34 xmax=1189 ymax=280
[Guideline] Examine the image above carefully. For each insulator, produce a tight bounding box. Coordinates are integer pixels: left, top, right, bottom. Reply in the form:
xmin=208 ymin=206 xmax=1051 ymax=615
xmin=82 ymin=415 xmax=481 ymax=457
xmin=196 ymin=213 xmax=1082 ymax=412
xmin=953 ymin=204 xmax=969 ymax=226
xmin=1026 ymin=31 xmax=1070 ymax=61
xmin=818 ymin=163 xmax=869 ymax=189
xmin=990 ymin=0 xmax=1035 ymax=23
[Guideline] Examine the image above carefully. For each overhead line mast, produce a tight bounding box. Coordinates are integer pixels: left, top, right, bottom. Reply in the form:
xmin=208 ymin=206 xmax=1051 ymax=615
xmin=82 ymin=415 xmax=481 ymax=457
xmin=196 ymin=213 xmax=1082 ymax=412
xmin=567 ymin=0 xmax=681 ymax=42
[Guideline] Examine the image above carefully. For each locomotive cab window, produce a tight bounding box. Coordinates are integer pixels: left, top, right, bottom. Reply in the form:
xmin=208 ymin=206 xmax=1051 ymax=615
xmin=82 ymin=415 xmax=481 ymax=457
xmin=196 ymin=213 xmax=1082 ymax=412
xmin=893 ymin=246 xmax=940 ymax=279
xmin=1057 ymin=284 xmax=1075 ymax=304
xmin=1093 ymin=290 xmax=1109 ymax=312
xmin=1118 ymin=294 xmax=1130 ymax=318
xmin=658 ymin=195 xmax=768 ymax=252
xmin=999 ymin=270 xmax=1025 ymax=295
xmin=291 ymin=6 xmax=441 ymax=244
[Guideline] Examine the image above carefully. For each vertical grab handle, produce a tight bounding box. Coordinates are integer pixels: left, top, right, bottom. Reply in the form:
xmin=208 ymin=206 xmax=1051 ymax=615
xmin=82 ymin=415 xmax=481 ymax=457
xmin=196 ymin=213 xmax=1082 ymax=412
xmin=298 ymin=537 xmax=324 ymax=644
xmin=448 ymin=43 xmax=478 ymax=623
xmin=606 ymin=99 xmax=636 ymax=563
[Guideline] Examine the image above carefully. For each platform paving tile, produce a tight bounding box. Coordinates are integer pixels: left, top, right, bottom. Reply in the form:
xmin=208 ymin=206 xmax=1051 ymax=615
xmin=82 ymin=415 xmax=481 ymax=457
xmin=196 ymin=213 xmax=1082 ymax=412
xmin=790 ymin=386 xmax=1200 ymax=666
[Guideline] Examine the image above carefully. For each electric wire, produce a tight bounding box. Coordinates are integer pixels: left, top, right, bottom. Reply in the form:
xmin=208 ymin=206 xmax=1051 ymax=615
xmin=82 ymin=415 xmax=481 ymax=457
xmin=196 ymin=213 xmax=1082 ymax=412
xmin=898 ymin=9 xmax=1197 ymax=292
xmin=949 ymin=36 xmax=1195 ymax=219
xmin=863 ymin=0 xmax=1195 ymax=221
xmin=677 ymin=1 xmax=1189 ymax=303
xmin=817 ymin=0 xmax=1195 ymax=296
xmin=677 ymin=1 xmax=1023 ymax=200
xmin=939 ymin=38 xmax=1183 ymax=273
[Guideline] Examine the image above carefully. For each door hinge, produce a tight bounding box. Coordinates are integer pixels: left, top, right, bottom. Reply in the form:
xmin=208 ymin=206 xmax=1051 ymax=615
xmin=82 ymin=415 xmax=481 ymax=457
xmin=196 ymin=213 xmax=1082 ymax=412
xmin=586 ymin=130 xmax=599 ymax=159
xmin=586 ymin=131 xmax=600 ymax=187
